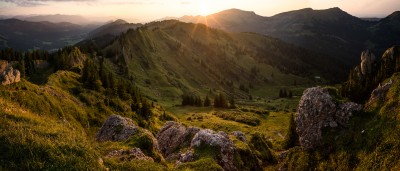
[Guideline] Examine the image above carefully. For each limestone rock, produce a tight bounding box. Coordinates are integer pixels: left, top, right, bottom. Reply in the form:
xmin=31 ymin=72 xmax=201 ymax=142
xmin=156 ymin=121 xmax=200 ymax=158
xmin=157 ymin=122 xmax=238 ymax=170
xmin=0 ymin=64 xmax=20 ymax=86
xmin=231 ymin=131 xmax=247 ymax=142
xmin=96 ymin=114 xmax=139 ymax=142
xmin=190 ymin=129 xmax=237 ymax=171
xmin=295 ymin=87 xmax=362 ymax=150
xmin=367 ymin=79 xmax=394 ymax=106
xmin=105 ymin=147 xmax=154 ymax=162
xmin=360 ymin=49 xmax=376 ymax=75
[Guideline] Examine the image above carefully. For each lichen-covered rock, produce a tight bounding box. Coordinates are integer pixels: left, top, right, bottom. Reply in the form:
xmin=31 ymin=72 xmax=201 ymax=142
xmin=367 ymin=79 xmax=394 ymax=106
xmin=178 ymin=150 xmax=196 ymax=163
xmin=295 ymin=87 xmax=362 ymax=150
xmin=105 ymin=147 xmax=154 ymax=162
xmin=231 ymin=131 xmax=247 ymax=142
xmin=96 ymin=114 xmax=139 ymax=142
xmin=156 ymin=121 xmax=200 ymax=158
xmin=0 ymin=64 xmax=20 ymax=85
xmin=190 ymin=129 xmax=237 ymax=171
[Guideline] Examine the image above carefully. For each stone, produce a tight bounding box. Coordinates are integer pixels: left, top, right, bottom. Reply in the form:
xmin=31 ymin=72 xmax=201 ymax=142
xmin=295 ymin=87 xmax=362 ymax=150
xmin=96 ymin=114 xmax=139 ymax=142
xmin=157 ymin=122 xmax=238 ymax=170
xmin=367 ymin=79 xmax=394 ymax=106
xmin=178 ymin=150 xmax=196 ymax=163
xmin=190 ymin=129 xmax=237 ymax=171
xmin=231 ymin=131 xmax=247 ymax=142
xmin=0 ymin=64 xmax=20 ymax=85
xmin=156 ymin=121 xmax=200 ymax=158
xmin=105 ymin=147 xmax=154 ymax=162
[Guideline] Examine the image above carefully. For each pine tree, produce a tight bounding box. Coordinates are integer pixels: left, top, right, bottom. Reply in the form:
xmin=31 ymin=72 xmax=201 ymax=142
xmin=204 ymin=95 xmax=211 ymax=107
xmin=229 ymin=96 xmax=236 ymax=108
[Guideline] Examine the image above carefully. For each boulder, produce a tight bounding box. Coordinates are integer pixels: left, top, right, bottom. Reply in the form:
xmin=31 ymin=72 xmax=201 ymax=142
xmin=0 ymin=64 xmax=20 ymax=86
xmin=156 ymin=121 xmax=200 ymax=158
xmin=157 ymin=122 xmax=238 ymax=170
xmin=105 ymin=147 xmax=154 ymax=162
xmin=96 ymin=114 xmax=139 ymax=142
xmin=231 ymin=131 xmax=247 ymax=142
xmin=190 ymin=129 xmax=237 ymax=171
xmin=295 ymin=87 xmax=362 ymax=150
xmin=367 ymin=79 xmax=394 ymax=106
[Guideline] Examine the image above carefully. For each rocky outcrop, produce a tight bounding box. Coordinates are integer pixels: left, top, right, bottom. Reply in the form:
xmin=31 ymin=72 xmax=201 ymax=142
xmin=191 ymin=129 xmax=237 ymax=171
xmin=156 ymin=121 xmax=200 ymax=159
xmin=0 ymin=61 xmax=20 ymax=85
xmin=295 ymin=87 xmax=362 ymax=150
xmin=360 ymin=50 xmax=376 ymax=75
xmin=367 ymin=79 xmax=394 ymax=106
xmin=157 ymin=121 xmax=237 ymax=170
xmin=232 ymin=131 xmax=247 ymax=142
xmin=96 ymin=114 xmax=139 ymax=142
xmin=105 ymin=147 xmax=154 ymax=162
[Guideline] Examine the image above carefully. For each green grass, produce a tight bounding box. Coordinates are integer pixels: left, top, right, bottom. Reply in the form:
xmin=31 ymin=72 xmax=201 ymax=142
xmin=0 ymin=98 xmax=101 ymax=170
xmin=175 ymin=158 xmax=223 ymax=171
xmin=167 ymin=98 xmax=296 ymax=148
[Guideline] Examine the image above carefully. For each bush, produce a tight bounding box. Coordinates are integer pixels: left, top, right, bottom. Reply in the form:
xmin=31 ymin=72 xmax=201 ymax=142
xmin=214 ymin=111 xmax=261 ymax=126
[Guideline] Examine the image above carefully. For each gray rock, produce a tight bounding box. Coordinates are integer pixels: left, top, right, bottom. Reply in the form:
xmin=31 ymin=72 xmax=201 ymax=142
xmin=0 ymin=63 xmax=20 ymax=85
xmin=367 ymin=79 xmax=394 ymax=106
xmin=157 ymin=122 xmax=238 ymax=170
xmin=105 ymin=147 xmax=154 ymax=162
xmin=190 ymin=129 xmax=237 ymax=171
xmin=156 ymin=121 xmax=200 ymax=158
xmin=231 ymin=131 xmax=247 ymax=142
xmin=179 ymin=150 xmax=196 ymax=163
xmin=295 ymin=87 xmax=362 ymax=150
xmin=96 ymin=114 xmax=139 ymax=142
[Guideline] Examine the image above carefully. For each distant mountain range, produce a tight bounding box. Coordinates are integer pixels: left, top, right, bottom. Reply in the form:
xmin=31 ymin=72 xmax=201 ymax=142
xmin=1 ymin=7 xmax=399 ymax=70
xmin=176 ymin=7 xmax=400 ymax=68
xmin=0 ymin=19 xmax=96 ymax=51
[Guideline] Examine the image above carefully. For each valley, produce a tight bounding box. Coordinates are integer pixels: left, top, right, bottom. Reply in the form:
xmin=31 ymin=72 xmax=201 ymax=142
xmin=0 ymin=4 xmax=400 ymax=171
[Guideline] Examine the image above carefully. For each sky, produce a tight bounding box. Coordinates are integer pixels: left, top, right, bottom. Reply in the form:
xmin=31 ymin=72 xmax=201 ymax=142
xmin=0 ymin=0 xmax=399 ymax=22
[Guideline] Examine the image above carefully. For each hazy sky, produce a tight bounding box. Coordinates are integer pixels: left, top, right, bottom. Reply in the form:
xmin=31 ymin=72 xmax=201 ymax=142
xmin=0 ymin=0 xmax=399 ymax=22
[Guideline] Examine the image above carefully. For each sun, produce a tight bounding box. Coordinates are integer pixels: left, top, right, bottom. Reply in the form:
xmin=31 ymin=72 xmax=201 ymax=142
xmin=198 ymin=2 xmax=211 ymax=16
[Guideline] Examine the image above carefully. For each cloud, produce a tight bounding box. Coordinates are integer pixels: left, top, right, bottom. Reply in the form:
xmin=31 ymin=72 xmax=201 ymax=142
xmin=0 ymin=0 xmax=95 ymax=7
xmin=180 ymin=1 xmax=191 ymax=5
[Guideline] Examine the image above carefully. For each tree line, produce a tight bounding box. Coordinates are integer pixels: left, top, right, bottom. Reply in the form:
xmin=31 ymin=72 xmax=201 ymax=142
xmin=181 ymin=92 xmax=235 ymax=108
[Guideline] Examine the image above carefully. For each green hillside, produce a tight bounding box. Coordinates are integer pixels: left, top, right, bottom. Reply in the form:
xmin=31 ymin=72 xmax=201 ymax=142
xmin=81 ymin=20 xmax=345 ymax=107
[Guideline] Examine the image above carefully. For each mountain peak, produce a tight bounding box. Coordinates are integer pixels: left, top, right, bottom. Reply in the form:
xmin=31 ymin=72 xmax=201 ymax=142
xmin=214 ymin=8 xmax=257 ymax=16
xmin=112 ymin=19 xmax=128 ymax=25
xmin=386 ymin=11 xmax=400 ymax=20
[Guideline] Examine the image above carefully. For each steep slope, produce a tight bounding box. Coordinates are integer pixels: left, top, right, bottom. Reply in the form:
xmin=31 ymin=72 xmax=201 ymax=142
xmin=86 ymin=20 xmax=346 ymax=105
xmin=177 ymin=8 xmax=400 ymax=69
